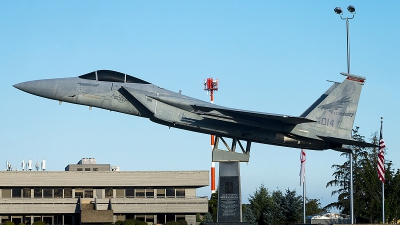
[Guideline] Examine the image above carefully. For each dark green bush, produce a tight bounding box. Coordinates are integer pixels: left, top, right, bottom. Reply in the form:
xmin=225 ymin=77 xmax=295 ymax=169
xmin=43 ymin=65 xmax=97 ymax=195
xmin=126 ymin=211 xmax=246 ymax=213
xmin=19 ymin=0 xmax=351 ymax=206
xmin=122 ymin=219 xmax=136 ymax=225
xmin=3 ymin=221 xmax=15 ymax=225
xmin=115 ymin=220 xmax=124 ymax=225
xmin=32 ymin=221 xmax=46 ymax=225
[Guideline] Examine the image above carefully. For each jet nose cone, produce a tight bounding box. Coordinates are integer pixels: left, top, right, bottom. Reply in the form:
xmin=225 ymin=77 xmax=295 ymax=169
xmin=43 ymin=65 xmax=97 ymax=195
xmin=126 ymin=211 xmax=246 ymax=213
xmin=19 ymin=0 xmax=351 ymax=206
xmin=13 ymin=79 xmax=57 ymax=99
xmin=13 ymin=82 xmax=29 ymax=91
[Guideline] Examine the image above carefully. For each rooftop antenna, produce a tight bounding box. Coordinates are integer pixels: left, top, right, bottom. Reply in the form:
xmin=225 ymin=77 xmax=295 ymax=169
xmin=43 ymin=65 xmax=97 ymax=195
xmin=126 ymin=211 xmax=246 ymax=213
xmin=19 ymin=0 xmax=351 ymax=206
xmin=6 ymin=161 xmax=11 ymax=171
xmin=41 ymin=160 xmax=46 ymax=171
xmin=35 ymin=161 xmax=40 ymax=171
xmin=21 ymin=160 xmax=25 ymax=171
xmin=28 ymin=160 xmax=32 ymax=171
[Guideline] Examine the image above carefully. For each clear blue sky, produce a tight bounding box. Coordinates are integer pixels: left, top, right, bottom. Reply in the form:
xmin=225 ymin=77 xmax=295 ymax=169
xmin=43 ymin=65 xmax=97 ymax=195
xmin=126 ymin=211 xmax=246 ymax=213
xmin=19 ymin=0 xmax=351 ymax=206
xmin=1 ymin=1 xmax=399 ymax=208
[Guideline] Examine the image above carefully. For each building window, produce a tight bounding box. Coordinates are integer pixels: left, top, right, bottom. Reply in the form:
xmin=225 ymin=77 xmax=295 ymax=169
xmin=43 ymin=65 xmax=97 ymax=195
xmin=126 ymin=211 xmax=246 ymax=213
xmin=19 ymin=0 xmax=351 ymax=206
xmin=146 ymin=188 xmax=154 ymax=198
xmin=157 ymin=189 xmax=165 ymax=198
xmin=135 ymin=215 xmax=145 ymax=222
xmin=23 ymin=188 xmax=31 ymax=198
xmin=176 ymin=188 xmax=185 ymax=198
xmin=136 ymin=189 xmax=145 ymax=198
xmin=64 ymin=188 xmax=72 ymax=198
xmin=43 ymin=188 xmax=52 ymax=198
xmin=85 ymin=168 xmax=91 ymax=171
xmin=2 ymin=188 xmax=11 ymax=198
xmin=176 ymin=215 xmax=185 ymax=221
xmin=166 ymin=188 xmax=175 ymax=198
xmin=126 ymin=187 xmax=134 ymax=198
xmin=93 ymin=168 xmax=98 ymax=171
xmin=166 ymin=214 xmax=175 ymax=223
xmin=116 ymin=188 xmax=124 ymax=198
xmin=75 ymin=188 xmax=83 ymax=198
xmin=12 ymin=188 xmax=22 ymax=198
xmin=54 ymin=188 xmax=63 ymax=198
xmin=77 ymin=168 xmax=83 ymax=171
xmin=84 ymin=188 xmax=93 ymax=198
xmin=105 ymin=188 xmax=113 ymax=198
xmin=95 ymin=189 xmax=103 ymax=198
xmin=34 ymin=188 xmax=42 ymax=198
xmin=146 ymin=215 xmax=154 ymax=223
xmin=156 ymin=214 xmax=166 ymax=224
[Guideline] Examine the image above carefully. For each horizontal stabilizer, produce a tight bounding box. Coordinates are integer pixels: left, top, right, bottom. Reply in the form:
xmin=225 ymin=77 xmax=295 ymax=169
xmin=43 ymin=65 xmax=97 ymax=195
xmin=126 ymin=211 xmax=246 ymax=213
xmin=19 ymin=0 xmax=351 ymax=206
xmin=317 ymin=135 xmax=378 ymax=148
xmin=192 ymin=104 xmax=315 ymax=125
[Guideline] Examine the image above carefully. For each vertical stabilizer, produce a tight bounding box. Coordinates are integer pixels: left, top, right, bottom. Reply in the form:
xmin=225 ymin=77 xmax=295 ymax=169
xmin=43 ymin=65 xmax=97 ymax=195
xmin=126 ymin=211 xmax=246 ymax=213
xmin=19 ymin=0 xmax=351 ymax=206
xmin=301 ymin=73 xmax=365 ymax=139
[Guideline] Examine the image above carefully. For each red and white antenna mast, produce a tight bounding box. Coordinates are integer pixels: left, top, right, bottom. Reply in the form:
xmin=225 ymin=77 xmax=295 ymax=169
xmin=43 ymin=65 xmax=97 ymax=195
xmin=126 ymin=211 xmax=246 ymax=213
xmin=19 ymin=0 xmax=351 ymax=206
xmin=204 ymin=78 xmax=219 ymax=194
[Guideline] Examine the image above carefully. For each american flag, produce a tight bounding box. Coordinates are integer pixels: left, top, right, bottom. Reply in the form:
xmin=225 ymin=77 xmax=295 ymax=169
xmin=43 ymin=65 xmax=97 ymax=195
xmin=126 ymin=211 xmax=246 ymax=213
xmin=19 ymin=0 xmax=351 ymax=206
xmin=300 ymin=149 xmax=306 ymax=186
xmin=377 ymin=121 xmax=386 ymax=183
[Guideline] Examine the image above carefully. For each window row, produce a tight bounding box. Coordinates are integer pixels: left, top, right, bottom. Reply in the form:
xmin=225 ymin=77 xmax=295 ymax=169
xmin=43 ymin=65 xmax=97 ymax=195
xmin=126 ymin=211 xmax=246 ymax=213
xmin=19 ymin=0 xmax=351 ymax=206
xmin=76 ymin=168 xmax=98 ymax=171
xmin=1 ymin=187 xmax=185 ymax=199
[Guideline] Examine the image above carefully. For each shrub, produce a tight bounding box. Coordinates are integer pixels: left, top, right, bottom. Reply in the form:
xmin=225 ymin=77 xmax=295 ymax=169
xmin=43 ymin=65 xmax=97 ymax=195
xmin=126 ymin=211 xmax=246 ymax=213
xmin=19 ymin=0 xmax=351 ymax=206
xmin=3 ymin=221 xmax=15 ymax=225
xmin=32 ymin=221 xmax=46 ymax=225
xmin=122 ymin=219 xmax=136 ymax=225
xmin=115 ymin=221 xmax=124 ymax=225
xmin=133 ymin=220 xmax=147 ymax=225
xmin=166 ymin=220 xmax=187 ymax=225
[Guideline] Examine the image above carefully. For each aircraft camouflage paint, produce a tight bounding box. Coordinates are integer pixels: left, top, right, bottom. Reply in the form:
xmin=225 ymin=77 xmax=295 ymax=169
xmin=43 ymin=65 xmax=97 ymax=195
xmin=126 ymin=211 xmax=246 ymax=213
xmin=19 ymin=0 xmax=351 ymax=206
xmin=13 ymin=70 xmax=375 ymax=155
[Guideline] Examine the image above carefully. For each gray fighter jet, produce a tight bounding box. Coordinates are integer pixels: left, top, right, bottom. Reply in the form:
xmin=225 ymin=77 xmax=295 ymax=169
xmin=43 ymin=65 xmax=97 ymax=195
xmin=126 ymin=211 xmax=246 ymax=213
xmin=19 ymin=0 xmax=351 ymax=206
xmin=13 ymin=70 xmax=375 ymax=155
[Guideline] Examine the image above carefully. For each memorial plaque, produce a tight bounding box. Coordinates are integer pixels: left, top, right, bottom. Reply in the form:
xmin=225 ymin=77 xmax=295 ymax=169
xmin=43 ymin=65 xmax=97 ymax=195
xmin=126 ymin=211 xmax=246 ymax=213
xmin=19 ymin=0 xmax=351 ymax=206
xmin=217 ymin=162 xmax=242 ymax=223
xmin=218 ymin=176 xmax=240 ymax=221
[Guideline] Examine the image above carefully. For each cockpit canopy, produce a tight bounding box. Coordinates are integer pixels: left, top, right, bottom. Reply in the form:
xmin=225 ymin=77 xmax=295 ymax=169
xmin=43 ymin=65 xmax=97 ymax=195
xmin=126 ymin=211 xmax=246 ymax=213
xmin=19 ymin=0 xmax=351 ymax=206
xmin=78 ymin=70 xmax=151 ymax=84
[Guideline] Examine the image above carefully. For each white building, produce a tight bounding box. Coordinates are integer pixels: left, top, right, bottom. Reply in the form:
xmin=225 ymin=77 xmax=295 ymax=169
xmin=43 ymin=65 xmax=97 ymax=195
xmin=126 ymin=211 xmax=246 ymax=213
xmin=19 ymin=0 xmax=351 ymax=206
xmin=0 ymin=159 xmax=208 ymax=225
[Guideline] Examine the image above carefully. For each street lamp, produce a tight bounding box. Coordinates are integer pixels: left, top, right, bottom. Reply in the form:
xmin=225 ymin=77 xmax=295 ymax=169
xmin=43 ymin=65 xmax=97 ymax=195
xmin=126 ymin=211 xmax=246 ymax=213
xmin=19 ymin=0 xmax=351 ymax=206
xmin=334 ymin=5 xmax=356 ymax=74
xmin=334 ymin=5 xmax=356 ymax=224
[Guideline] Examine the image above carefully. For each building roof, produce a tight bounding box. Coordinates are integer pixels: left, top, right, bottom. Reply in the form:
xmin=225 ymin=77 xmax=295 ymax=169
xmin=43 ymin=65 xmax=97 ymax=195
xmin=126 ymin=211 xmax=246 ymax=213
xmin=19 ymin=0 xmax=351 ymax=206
xmin=0 ymin=170 xmax=209 ymax=187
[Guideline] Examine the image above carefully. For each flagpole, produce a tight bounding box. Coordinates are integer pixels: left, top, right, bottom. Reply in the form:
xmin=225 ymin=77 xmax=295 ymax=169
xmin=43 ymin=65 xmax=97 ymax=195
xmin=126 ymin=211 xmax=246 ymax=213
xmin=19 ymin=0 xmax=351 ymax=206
xmin=381 ymin=117 xmax=385 ymax=224
xmin=303 ymin=178 xmax=306 ymax=224
xmin=382 ymin=181 xmax=385 ymax=224
xmin=300 ymin=149 xmax=306 ymax=224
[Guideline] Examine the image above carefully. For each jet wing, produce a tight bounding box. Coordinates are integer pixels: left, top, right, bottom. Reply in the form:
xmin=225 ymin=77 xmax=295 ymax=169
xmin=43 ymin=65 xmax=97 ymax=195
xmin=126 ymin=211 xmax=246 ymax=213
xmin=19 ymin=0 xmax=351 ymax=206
xmin=317 ymin=135 xmax=378 ymax=148
xmin=120 ymin=85 xmax=315 ymax=126
xmin=191 ymin=104 xmax=315 ymax=125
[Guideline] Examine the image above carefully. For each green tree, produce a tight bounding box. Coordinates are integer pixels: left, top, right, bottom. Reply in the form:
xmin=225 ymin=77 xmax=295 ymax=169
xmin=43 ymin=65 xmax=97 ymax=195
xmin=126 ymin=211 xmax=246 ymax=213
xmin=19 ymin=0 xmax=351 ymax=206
xmin=386 ymin=169 xmax=400 ymax=223
xmin=325 ymin=127 xmax=400 ymax=223
xmin=248 ymin=184 xmax=303 ymax=225
xmin=208 ymin=191 xmax=218 ymax=222
xmin=305 ymin=198 xmax=323 ymax=216
xmin=201 ymin=212 xmax=214 ymax=224
xmin=269 ymin=189 xmax=302 ymax=225
xmin=248 ymin=184 xmax=273 ymax=225
xmin=242 ymin=204 xmax=257 ymax=225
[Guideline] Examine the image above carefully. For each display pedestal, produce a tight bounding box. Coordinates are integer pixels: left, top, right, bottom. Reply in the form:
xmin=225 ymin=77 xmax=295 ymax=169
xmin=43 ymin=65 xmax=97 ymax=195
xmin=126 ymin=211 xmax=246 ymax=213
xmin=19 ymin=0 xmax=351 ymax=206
xmin=204 ymin=162 xmax=249 ymax=225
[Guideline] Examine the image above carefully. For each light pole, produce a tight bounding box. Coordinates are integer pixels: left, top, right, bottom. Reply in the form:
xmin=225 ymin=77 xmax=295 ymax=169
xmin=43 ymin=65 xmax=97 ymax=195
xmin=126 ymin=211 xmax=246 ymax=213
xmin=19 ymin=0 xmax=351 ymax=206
xmin=334 ymin=5 xmax=356 ymax=74
xmin=334 ymin=5 xmax=356 ymax=224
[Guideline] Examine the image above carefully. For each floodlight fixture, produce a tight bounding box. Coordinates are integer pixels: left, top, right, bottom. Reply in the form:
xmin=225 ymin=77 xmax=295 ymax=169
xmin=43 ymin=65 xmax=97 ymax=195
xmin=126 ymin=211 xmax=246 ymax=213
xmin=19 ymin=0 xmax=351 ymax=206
xmin=334 ymin=7 xmax=343 ymax=15
xmin=347 ymin=5 xmax=356 ymax=13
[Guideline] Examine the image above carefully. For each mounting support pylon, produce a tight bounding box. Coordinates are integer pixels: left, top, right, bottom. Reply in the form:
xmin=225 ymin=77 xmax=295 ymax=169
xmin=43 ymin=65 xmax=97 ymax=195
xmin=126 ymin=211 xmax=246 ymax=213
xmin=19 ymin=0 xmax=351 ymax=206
xmin=212 ymin=136 xmax=251 ymax=162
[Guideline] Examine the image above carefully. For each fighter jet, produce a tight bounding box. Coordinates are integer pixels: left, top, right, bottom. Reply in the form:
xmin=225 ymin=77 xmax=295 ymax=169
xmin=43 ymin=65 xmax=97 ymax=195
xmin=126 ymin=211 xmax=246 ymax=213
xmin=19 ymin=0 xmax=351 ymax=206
xmin=13 ymin=70 xmax=375 ymax=156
